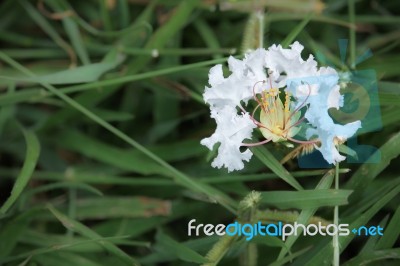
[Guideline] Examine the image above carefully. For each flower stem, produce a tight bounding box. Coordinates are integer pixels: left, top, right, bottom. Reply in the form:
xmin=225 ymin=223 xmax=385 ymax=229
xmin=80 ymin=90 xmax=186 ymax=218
xmin=349 ymin=0 xmax=356 ymax=69
xmin=257 ymin=8 xmax=264 ymax=49
xmin=333 ymin=163 xmax=340 ymax=266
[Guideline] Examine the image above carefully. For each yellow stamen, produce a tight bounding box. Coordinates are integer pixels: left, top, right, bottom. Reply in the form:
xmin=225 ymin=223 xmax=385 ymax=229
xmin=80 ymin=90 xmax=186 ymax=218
xmin=284 ymin=91 xmax=290 ymax=113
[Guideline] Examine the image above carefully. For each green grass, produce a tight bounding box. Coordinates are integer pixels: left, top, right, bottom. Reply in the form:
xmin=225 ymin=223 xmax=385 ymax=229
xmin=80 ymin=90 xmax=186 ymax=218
xmin=0 ymin=0 xmax=399 ymax=265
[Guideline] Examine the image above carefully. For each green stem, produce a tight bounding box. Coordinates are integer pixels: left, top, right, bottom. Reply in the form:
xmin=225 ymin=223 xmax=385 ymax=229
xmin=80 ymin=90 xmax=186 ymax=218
xmin=67 ymin=187 xmax=76 ymax=238
xmin=100 ymin=0 xmax=113 ymax=31
xmin=257 ymin=209 xmax=331 ymax=226
xmin=333 ymin=163 xmax=340 ymax=266
xmin=202 ymin=235 xmax=238 ymax=266
xmin=257 ymin=9 xmax=264 ymax=49
xmin=349 ymin=0 xmax=356 ymax=69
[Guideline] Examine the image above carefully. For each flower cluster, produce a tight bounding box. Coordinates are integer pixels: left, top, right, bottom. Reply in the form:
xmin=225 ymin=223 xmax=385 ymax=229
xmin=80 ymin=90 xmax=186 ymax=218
xmin=201 ymin=42 xmax=361 ymax=172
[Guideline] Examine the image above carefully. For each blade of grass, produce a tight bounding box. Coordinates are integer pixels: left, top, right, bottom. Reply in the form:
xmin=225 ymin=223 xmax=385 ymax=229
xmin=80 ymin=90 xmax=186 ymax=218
xmin=0 ymin=126 xmax=40 ymax=214
xmin=22 ymin=181 xmax=103 ymax=198
xmin=152 ymin=230 xmax=209 ymax=264
xmin=62 ymin=197 xmax=170 ymax=219
xmin=44 ymin=0 xmax=90 ymax=65
xmin=0 ymin=57 xmax=227 ymax=106
xmin=0 ymin=82 xmax=16 ymax=136
xmin=127 ymin=0 xmax=199 ymax=73
xmin=281 ymin=13 xmax=313 ymax=48
xmin=348 ymin=0 xmax=356 ymax=68
xmin=265 ymin=13 xmax=354 ymax=29
xmin=270 ymin=246 xmax=312 ymax=266
xmin=99 ymin=0 xmax=113 ymax=31
xmin=194 ymin=19 xmax=224 ymax=59
xmin=47 ymin=205 xmax=139 ymax=266
xmin=0 ymin=233 xmax=139 ymax=264
xmin=21 ymin=53 xmax=124 ymax=85
xmin=375 ymin=205 xmax=400 ymax=249
xmin=341 ymin=178 xmax=400 ymax=218
xmin=22 ymin=229 xmax=150 ymax=251
xmin=259 ymin=188 xmax=351 ymax=209
xmin=19 ymin=0 xmax=76 ymax=66
xmin=55 ymin=129 xmax=166 ymax=175
xmin=342 ymin=248 xmax=400 ymax=266
xmin=0 ymin=213 xmax=32 ymax=257
xmin=344 ymin=131 xmax=400 ymax=200
xmin=33 ymin=251 xmax=104 ymax=266
xmin=252 ymin=146 xmax=303 ymax=190
xmin=0 ymin=168 xmax=350 ymax=185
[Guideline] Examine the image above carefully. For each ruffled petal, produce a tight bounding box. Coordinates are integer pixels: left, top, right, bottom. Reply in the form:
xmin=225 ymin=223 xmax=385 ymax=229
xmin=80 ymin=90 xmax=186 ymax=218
xmin=265 ymin=41 xmax=318 ymax=84
xmin=208 ymin=64 xmax=225 ymax=87
xmin=201 ymin=105 xmax=256 ymax=172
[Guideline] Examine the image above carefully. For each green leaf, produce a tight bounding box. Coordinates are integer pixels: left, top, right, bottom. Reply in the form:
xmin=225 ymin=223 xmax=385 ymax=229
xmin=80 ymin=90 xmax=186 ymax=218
xmin=47 ymin=205 xmax=140 ymax=266
xmin=252 ymin=146 xmax=303 ymax=190
xmin=270 ymin=246 xmax=312 ymax=266
xmin=21 ymin=229 xmax=149 ymax=252
xmin=0 ymin=213 xmax=32 ymax=257
xmin=33 ymin=251 xmax=104 ymax=266
xmin=338 ymin=144 xmax=358 ymax=160
xmin=341 ymin=178 xmax=400 ymax=219
xmin=0 ymin=127 xmax=40 ymax=214
xmin=128 ymin=0 xmax=200 ymax=73
xmin=154 ymin=230 xmax=209 ymax=264
xmin=44 ymin=0 xmax=91 ymax=65
xmin=281 ymin=13 xmax=313 ymax=48
xmin=89 ymin=107 xmax=134 ymax=122
xmin=259 ymin=188 xmax=352 ymax=209
xmin=375 ymin=205 xmax=400 ymax=249
xmin=65 ymin=197 xmax=171 ymax=219
xmin=342 ymin=248 xmax=400 ymax=266
xmin=345 ymin=131 xmax=400 ymax=200
xmin=25 ymin=56 xmax=124 ymax=85
xmin=55 ymin=129 xmax=168 ymax=175
xmin=18 ymin=0 xmax=75 ymax=65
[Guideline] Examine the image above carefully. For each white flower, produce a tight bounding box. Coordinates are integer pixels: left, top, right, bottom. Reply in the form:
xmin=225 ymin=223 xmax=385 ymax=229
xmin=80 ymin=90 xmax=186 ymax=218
xmin=202 ymin=41 xmax=361 ymax=171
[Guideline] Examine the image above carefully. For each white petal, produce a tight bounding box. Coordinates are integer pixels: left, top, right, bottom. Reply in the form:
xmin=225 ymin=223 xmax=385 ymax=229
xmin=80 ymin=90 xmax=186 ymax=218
xmin=208 ymin=64 xmax=225 ymax=87
xmin=201 ymin=106 xmax=256 ymax=172
xmin=327 ymin=84 xmax=343 ymax=109
xmin=204 ymin=49 xmax=268 ymax=109
xmin=265 ymin=42 xmax=318 ymax=82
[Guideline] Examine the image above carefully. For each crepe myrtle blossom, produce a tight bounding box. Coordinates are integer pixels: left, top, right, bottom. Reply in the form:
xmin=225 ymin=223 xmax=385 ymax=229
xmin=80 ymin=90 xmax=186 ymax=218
xmin=201 ymin=42 xmax=361 ymax=172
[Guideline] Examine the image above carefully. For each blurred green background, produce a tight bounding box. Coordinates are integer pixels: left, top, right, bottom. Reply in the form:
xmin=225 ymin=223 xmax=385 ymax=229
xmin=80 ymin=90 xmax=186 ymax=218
xmin=0 ymin=0 xmax=399 ymax=265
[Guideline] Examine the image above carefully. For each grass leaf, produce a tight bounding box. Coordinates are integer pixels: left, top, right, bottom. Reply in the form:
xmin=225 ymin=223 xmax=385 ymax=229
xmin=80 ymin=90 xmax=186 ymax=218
xmin=47 ymin=205 xmax=140 ymax=266
xmin=0 ymin=127 xmax=40 ymax=214
xmin=252 ymin=146 xmax=303 ymax=190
